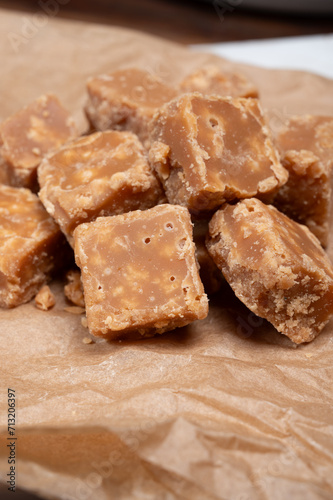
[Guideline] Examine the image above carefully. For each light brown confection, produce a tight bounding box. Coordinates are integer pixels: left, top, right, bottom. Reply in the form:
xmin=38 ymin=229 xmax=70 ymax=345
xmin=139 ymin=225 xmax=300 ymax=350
xmin=35 ymin=285 xmax=56 ymax=311
xmin=149 ymin=93 xmax=288 ymax=215
xmin=206 ymin=198 xmax=333 ymax=344
xmin=0 ymin=94 xmax=77 ymax=191
xmin=193 ymin=219 xmax=223 ymax=295
xmin=64 ymin=269 xmax=85 ymax=308
xmin=0 ymin=156 xmax=10 ymax=185
xmin=38 ymin=130 xmax=165 ymax=246
xmin=82 ymin=336 xmax=94 ymax=344
xmin=85 ymin=68 xmax=178 ymax=146
xmin=274 ymin=115 xmax=333 ymax=247
xmin=0 ymin=185 xmax=69 ymax=308
xmin=74 ymin=204 xmax=208 ymax=339
xmin=81 ymin=317 xmax=88 ymax=329
xmin=179 ymin=65 xmax=258 ymax=99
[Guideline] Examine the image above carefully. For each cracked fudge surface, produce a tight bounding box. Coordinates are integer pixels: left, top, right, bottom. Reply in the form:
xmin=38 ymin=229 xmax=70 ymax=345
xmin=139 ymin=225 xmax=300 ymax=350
xmin=0 ymin=94 xmax=77 ymax=191
xmin=0 ymin=184 xmax=68 ymax=308
xmin=38 ymin=130 xmax=164 ymax=246
xmin=179 ymin=65 xmax=258 ymax=99
xmin=274 ymin=115 xmax=333 ymax=247
xmin=149 ymin=93 xmax=287 ymax=215
xmin=85 ymin=68 xmax=177 ymax=146
xmin=74 ymin=204 xmax=208 ymax=339
xmin=206 ymin=198 xmax=333 ymax=344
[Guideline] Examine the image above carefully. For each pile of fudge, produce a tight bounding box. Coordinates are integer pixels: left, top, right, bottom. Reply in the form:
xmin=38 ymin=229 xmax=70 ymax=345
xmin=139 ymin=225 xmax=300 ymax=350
xmin=1 ymin=66 xmax=333 ymax=344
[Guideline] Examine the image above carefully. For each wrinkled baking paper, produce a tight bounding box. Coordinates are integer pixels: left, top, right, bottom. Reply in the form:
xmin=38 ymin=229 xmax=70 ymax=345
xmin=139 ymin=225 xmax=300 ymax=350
xmin=1 ymin=9 xmax=333 ymax=500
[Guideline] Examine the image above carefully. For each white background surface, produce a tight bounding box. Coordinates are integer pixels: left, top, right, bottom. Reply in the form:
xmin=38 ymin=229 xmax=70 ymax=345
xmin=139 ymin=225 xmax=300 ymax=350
xmin=193 ymin=34 xmax=333 ymax=80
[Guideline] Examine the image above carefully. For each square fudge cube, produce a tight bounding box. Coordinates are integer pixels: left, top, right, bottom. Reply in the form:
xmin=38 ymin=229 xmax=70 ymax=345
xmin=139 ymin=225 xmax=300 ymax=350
xmin=179 ymin=65 xmax=258 ymax=99
xmin=38 ymin=130 xmax=165 ymax=246
xmin=0 ymin=185 xmax=69 ymax=308
xmin=74 ymin=204 xmax=208 ymax=339
xmin=85 ymin=68 xmax=178 ymax=147
xmin=206 ymin=198 xmax=333 ymax=344
xmin=274 ymin=115 xmax=333 ymax=247
xmin=149 ymin=93 xmax=288 ymax=215
xmin=0 ymin=94 xmax=77 ymax=191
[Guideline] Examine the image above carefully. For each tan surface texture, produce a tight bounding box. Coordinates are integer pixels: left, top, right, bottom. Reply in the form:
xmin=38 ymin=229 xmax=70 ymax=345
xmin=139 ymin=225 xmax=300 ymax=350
xmin=38 ymin=130 xmax=163 ymax=245
xmin=1 ymin=9 xmax=333 ymax=500
xmin=207 ymin=198 xmax=333 ymax=344
xmin=74 ymin=205 xmax=208 ymax=339
xmin=149 ymin=94 xmax=287 ymax=212
xmin=0 ymin=93 xmax=77 ymax=190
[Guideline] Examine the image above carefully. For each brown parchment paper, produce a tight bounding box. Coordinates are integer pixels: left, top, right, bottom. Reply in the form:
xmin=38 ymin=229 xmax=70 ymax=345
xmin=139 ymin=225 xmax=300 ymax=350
xmin=1 ymin=9 xmax=333 ymax=500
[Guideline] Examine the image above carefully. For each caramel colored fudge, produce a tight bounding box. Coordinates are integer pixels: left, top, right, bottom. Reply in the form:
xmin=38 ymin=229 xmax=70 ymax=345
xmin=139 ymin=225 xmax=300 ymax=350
xmin=207 ymin=198 xmax=333 ymax=344
xmin=35 ymin=285 xmax=56 ymax=311
xmin=274 ymin=115 xmax=333 ymax=247
xmin=179 ymin=65 xmax=258 ymax=99
xmin=0 ymin=94 xmax=77 ymax=191
xmin=0 ymin=157 xmax=10 ymax=185
xmin=149 ymin=93 xmax=287 ymax=215
xmin=85 ymin=68 xmax=178 ymax=146
xmin=0 ymin=185 xmax=68 ymax=308
xmin=38 ymin=130 xmax=164 ymax=246
xmin=74 ymin=204 xmax=208 ymax=339
xmin=193 ymin=219 xmax=223 ymax=295
xmin=64 ymin=269 xmax=85 ymax=308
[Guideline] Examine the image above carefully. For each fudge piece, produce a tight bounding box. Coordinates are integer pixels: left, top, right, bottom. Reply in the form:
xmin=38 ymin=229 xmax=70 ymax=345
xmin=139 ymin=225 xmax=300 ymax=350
xmin=0 ymin=185 xmax=68 ymax=308
xmin=179 ymin=65 xmax=258 ymax=99
xmin=35 ymin=285 xmax=56 ymax=311
xmin=74 ymin=204 xmax=208 ymax=339
xmin=38 ymin=130 xmax=164 ymax=246
xmin=85 ymin=68 xmax=178 ymax=146
xmin=149 ymin=93 xmax=288 ymax=215
xmin=0 ymin=94 xmax=77 ymax=191
xmin=193 ymin=219 xmax=223 ymax=295
xmin=274 ymin=115 xmax=333 ymax=247
xmin=64 ymin=269 xmax=85 ymax=308
xmin=206 ymin=198 xmax=333 ymax=344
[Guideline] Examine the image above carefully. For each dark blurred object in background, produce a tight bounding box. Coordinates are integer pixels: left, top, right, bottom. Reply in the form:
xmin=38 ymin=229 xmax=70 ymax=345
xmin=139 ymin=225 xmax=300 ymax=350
xmin=227 ymin=0 xmax=333 ymax=15
xmin=0 ymin=0 xmax=332 ymax=44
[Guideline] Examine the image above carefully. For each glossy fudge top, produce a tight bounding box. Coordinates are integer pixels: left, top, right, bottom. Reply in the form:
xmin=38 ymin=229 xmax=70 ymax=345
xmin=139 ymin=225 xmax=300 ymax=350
xmin=74 ymin=204 xmax=208 ymax=336
xmin=87 ymin=68 xmax=178 ymax=116
xmin=0 ymin=184 xmax=59 ymax=252
xmin=39 ymin=130 xmax=151 ymax=191
xmin=38 ymin=130 xmax=163 ymax=244
xmin=0 ymin=94 xmax=77 ymax=173
xmin=179 ymin=65 xmax=258 ymax=99
xmin=149 ymin=93 xmax=287 ymax=212
xmin=215 ymin=199 xmax=333 ymax=278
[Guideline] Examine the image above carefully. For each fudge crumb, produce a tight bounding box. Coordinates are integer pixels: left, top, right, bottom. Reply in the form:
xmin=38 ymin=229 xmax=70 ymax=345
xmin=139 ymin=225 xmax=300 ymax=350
xmin=64 ymin=306 xmax=85 ymax=315
xmin=81 ymin=317 xmax=88 ymax=328
xmin=35 ymin=285 xmax=56 ymax=311
xmin=64 ymin=270 xmax=85 ymax=307
xmin=83 ymin=336 xmax=94 ymax=344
